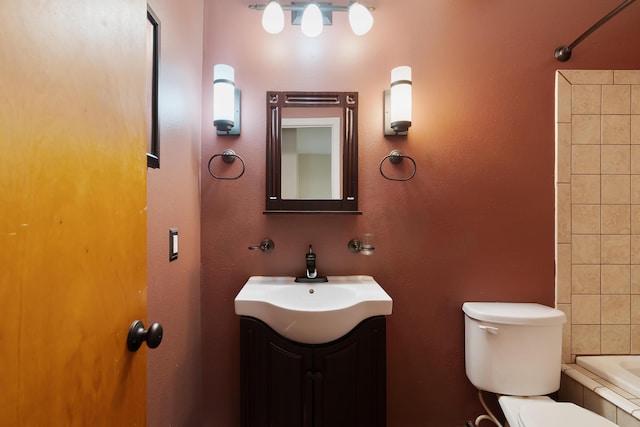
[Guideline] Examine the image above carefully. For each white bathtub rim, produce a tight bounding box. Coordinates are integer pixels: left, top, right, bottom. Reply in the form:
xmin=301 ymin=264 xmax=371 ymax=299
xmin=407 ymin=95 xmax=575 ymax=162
xmin=577 ymin=355 xmax=640 ymax=399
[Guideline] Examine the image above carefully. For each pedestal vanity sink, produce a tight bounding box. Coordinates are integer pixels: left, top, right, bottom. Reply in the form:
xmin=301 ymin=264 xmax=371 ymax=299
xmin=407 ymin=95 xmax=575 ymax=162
xmin=235 ymin=275 xmax=392 ymax=427
xmin=234 ymin=275 xmax=392 ymax=344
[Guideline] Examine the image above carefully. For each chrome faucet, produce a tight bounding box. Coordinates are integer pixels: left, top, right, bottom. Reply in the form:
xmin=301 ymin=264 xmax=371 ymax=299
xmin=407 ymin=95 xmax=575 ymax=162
xmin=294 ymin=244 xmax=327 ymax=283
xmin=306 ymin=245 xmax=317 ymax=279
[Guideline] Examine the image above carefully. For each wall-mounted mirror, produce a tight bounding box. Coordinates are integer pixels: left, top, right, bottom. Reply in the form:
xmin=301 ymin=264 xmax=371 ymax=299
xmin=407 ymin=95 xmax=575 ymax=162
xmin=265 ymin=91 xmax=359 ymax=213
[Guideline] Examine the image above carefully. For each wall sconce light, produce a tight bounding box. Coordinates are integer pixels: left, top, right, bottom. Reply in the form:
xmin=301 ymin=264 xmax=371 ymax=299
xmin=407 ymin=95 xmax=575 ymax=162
xmin=213 ymin=64 xmax=240 ymax=135
xmin=249 ymin=1 xmax=375 ymax=37
xmin=384 ymin=66 xmax=412 ymax=136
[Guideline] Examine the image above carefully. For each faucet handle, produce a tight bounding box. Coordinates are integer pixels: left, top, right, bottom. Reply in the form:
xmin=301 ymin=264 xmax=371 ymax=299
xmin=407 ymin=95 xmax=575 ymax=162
xmin=248 ymin=238 xmax=275 ymax=253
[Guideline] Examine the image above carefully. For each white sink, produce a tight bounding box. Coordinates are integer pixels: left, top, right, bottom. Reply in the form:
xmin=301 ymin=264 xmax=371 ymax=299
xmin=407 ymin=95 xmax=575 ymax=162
xmin=234 ymin=275 xmax=393 ymax=344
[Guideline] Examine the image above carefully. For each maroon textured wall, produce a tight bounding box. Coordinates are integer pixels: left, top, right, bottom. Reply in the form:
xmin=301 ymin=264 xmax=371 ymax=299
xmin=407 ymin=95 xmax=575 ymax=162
xmin=147 ymin=0 xmax=203 ymax=424
xmin=201 ymin=0 xmax=640 ymax=425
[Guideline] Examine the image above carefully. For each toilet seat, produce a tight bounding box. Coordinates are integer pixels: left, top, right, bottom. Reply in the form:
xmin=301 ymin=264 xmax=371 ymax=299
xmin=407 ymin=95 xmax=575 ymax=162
xmin=499 ymin=396 xmax=617 ymax=427
xmin=519 ymin=401 xmax=617 ymax=427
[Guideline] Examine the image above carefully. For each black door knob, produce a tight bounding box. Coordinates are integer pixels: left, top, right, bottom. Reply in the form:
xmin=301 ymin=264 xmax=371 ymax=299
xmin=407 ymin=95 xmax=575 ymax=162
xmin=127 ymin=320 xmax=163 ymax=352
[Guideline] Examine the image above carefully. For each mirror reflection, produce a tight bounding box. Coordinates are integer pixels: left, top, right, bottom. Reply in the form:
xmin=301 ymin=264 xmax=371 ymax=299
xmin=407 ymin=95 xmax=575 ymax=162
xmin=265 ymin=91 xmax=359 ymax=213
xmin=281 ymin=111 xmax=342 ymax=200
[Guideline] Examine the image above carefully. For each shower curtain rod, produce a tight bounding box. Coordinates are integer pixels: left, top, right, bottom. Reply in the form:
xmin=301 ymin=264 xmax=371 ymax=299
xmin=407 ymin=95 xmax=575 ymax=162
xmin=554 ymin=0 xmax=637 ymax=62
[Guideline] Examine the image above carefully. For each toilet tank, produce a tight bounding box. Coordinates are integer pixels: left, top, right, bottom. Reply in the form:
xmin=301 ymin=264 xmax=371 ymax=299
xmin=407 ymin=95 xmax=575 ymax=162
xmin=463 ymin=302 xmax=566 ymax=396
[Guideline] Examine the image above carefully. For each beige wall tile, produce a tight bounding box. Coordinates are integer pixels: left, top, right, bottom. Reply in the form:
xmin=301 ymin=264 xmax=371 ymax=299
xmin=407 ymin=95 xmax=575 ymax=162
xmin=574 ymin=85 xmax=602 ymax=114
xmin=633 ymin=206 xmax=640 ymax=234
xmin=631 ymin=236 xmax=640 ymax=264
xmin=556 ymin=72 xmax=573 ymax=123
xmin=557 ymin=70 xmax=640 ymax=361
xmin=573 ymin=205 xmax=600 ymax=234
xmin=573 ymin=115 xmax=602 ymax=145
xmin=601 ymin=325 xmax=630 ymax=354
xmin=602 ymin=235 xmax=631 ymax=264
xmin=632 ymin=176 xmax=640 ymax=204
xmin=602 ymin=115 xmax=631 ymax=145
xmin=573 ymin=145 xmax=601 ymax=174
xmin=602 ymin=205 xmax=631 ymax=234
xmin=631 ymin=296 xmax=640 ymax=324
xmin=559 ymin=373 xmax=584 ymax=404
xmin=602 ymin=265 xmax=630 ymax=294
xmin=562 ymin=70 xmax=613 ymax=85
xmin=573 ymin=325 xmax=601 ymax=354
xmin=631 ymin=266 xmax=640 ymax=294
xmin=631 ymin=146 xmax=640 ymax=172
xmin=573 ymin=295 xmax=601 ymax=324
xmin=557 ymin=123 xmax=572 ymax=182
xmin=585 ymin=388 xmax=618 ymax=421
xmin=557 ymin=183 xmax=572 ymax=243
xmin=632 ymin=115 xmax=640 ymax=144
xmin=617 ymin=407 xmax=640 ymax=427
xmin=601 ymin=295 xmax=630 ymax=324
xmin=615 ymin=71 xmax=640 ymax=85
xmin=573 ymin=175 xmax=601 ymax=204
xmin=633 ymin=87 xmax=640 ymax=115
xmin=603 ymin=85 xmax=631 ymax=114
xmin=573 ymin=265 xmax=601 ymax=294
xmin=602 ymin=175 xmax=630 ymax=204
xmin=557 ymin=244 xmax=572 ymax=304
xmin=572 ymin=235 xmax=601 ymax=264
xmin=602 ymin=145 xmax=630 ymax=174
xmin=631 ymin=325 xmax=640 ymax=353
xmin=558 ymin=304 xmax=572 ymax=363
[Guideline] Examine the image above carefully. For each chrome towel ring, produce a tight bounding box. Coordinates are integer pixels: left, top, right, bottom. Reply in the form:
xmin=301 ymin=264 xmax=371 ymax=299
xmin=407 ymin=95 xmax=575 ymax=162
xmin=208 ymin=149 xmax=245 ymax=180
xmin=379 ymin=150 xmax=416 ymax=181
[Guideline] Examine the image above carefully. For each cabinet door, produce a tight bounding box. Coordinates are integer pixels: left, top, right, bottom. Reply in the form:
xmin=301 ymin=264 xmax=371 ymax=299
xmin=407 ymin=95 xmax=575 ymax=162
xmin=313 ymin=316 xmax=386 ymax=427
xmin=240 ymin=317 xmax=313 ymax=427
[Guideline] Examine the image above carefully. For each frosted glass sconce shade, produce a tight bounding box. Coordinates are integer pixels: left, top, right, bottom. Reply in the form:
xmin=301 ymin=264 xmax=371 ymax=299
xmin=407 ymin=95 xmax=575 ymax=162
xmin=384 ymin=66 xmax=412 ymax=135
xmin=348 ymin=2 xmax=374 ymax=36
xmin=301 ymin=3 xmax=323 ymax=37
xmin=262 ymin=1 xmax=285 ymax=34
xmin=213 ymin=64 xmax=240 ymax=135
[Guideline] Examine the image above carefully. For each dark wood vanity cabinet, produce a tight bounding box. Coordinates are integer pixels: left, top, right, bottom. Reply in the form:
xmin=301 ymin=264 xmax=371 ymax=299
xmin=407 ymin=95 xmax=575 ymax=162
xmin=240 ymin=316 xmax=386 ymax=427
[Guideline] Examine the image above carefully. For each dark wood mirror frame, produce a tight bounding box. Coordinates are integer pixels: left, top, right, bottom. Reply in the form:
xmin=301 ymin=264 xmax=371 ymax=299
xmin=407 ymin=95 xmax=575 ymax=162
xmin=265 ymin=91 xmax=360 ymax=214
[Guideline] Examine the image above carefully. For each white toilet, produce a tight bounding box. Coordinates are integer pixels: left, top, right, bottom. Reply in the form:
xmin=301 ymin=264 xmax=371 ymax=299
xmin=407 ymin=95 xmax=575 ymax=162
xmin=463 ymin=302 xmax=617 ymax=427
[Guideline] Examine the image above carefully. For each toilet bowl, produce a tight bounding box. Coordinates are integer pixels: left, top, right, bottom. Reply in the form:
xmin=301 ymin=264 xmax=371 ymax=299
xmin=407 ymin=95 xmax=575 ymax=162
xmin=463 ymin=302 xmax=616 ymax=427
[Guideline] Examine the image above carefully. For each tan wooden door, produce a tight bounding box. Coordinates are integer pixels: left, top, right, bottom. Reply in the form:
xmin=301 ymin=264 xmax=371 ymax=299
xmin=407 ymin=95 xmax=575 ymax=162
xmin=0 ymin=1 xmax=148 ymax=425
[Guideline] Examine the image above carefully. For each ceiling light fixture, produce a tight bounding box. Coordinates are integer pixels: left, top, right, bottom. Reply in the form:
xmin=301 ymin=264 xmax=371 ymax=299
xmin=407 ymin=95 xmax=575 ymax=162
xmin=301 ymin=2 xmax=323 ymax=37
xmin=262 ymin=0 xmax=285 ymax=34
xmin=249 ymin=1 xmax=375 ymax=37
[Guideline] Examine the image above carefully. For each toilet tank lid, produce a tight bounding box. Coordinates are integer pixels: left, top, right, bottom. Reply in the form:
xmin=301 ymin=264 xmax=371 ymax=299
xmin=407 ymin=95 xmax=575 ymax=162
xmin=462 ymin=302 xmax=566 ymax=325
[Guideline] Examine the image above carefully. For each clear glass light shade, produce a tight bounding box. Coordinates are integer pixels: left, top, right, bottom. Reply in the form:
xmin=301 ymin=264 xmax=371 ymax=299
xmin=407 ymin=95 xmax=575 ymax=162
xmin=213 ymin=64 xmax=235 ymax=131
xmin=262 ymin=1 xmax=284 ymax=34
xmin=301 ymin=3 xmax=323 ymax=37
xmin=348 ymin=2 xmax=373 ymax=36
xmin=390 ymin=66 xmax=412 ymax=132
